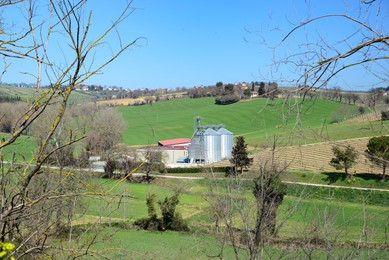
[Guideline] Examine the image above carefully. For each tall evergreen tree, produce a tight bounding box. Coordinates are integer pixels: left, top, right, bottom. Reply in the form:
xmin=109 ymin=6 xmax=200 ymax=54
xmin=230 ymin=136 xmax=253 ymax=174
xmin=258 ymin=82 xmax=265 ymax=96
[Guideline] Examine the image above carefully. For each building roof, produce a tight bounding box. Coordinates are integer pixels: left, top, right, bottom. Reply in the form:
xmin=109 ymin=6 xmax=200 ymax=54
xmin=218 ymin=127 xmax=233 ymax=135
xmin=158 ymin=138 xmax=191 ymax=146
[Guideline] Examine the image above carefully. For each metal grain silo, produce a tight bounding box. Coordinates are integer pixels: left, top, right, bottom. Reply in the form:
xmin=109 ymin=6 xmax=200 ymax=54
xmin=218 ymin=127 xmax=233 ymax=159
xmin=188 ymin=129 xmax=206 ymax=163
xmin=203 ymin=128 xmax=221 ymax=163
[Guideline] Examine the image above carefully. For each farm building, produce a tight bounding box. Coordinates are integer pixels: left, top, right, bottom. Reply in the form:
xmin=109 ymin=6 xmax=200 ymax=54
xmin=136 ymin=145 xmax=188 ymax=165
xmin=158 ymin=138 xmax=191 ymax=149
xmin=188 ymin=116 xmax=234 ymax=164
xmin=137 ymin=118 xmax=233 ymax=165
xmin=156 ymin=138 xmax=190 ymax=164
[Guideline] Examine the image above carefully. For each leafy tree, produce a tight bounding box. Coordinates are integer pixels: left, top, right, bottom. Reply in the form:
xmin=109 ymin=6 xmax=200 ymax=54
xmin=366 ymin=136 xmax=389 ymax=180
xmin=229 ymin=136 xmax=253 ymax=174
xmin=258 ymin=82 xmax=265 ymax=96
xmin=329 ymin=145 xmax=359 ymax=177
xmin=224 ymin=83 xmax=235 ymax=95
xmin=216 ymin=81 xmax=223 ymax=88
xmin=243 ymin=88 xmax=252 ymax=98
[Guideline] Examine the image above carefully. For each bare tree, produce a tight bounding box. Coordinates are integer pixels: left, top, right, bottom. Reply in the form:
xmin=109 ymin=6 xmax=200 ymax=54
xmin=0 ymin=102 xmax=27 ymax=133
xmin=266 ymin=1 xmax=388 ymax=97
xmin=84 ymin=106 xmax=126 ymax=157
xmin=208 ymin=142 xmax=290 ymax=260
xmin=0 ymin=0 xmax=140 ymax=257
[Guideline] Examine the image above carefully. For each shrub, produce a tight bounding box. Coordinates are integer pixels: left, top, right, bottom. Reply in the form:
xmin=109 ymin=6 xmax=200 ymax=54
xmin=358 ymin=106 xmax=366 ymax=114
xmin=166 ymin=167 xmax=203 ymax=174
xmin=133 ymin=193 xmax=189 ymax=232
xmin=165 ymin=166 xmax=227 ymax=174
xmin=381 ymin=110 xmax=389 ymax=121
xmin=225 ymin=166 xmax=238 ymax=177
xmin=104 ymin=159 xmax=117 ymax=178
xmin=215 ymin=94 xmax=240 ymax=105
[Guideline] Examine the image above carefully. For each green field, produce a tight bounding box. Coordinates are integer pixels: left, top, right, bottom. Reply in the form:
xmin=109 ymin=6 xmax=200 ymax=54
xmin=80 ymin=176 xmax=389 ymax=242
xmin=0 ymin=85 xmax=96 ymax=104
xmin=69 ymin=175 xmax=388 ymax=258
xmin=2 ymin=94 xmax=389 ymax=258
xmin=117 ymin=97 xmax=386 ymax=146
xmin=0 ymin=133 xmax=36 ymax=162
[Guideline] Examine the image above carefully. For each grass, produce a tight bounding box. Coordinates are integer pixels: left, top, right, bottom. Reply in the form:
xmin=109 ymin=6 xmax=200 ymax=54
xmin=0 ymin=133 xmax=36 ymax=162
xmin=0 ymin=85 xmax=96 ymax=104
xmin=66 ymin=227 xmax=388 ymax=259
xmin=77 ymin=176 xmax=389 ymax=243
xmin=117 ymin=97 xmax=361 ymax=146
xmin=64 ymin=175 xmax=389 ymax=258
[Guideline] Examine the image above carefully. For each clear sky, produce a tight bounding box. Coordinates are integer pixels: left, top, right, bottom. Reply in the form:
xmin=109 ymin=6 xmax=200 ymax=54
xmin=1 ymin=0 xmax=388 ymax=90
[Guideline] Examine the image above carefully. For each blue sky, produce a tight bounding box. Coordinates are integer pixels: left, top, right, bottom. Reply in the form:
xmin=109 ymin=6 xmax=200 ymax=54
xmin=2 ymin=0 xmax=388 ymax=90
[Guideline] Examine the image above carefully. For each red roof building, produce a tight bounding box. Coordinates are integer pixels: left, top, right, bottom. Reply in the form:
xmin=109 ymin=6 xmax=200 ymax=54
xmin=158 ymin=138 xmax=191 ymax=149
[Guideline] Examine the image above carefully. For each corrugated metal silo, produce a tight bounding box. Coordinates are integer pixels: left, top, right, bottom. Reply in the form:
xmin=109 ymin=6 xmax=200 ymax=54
xmin=218 ymin=127 xmax=234 ymax=159
xmin=203 ymin=128 xmax=221 ymax=163
xmin=188 ymin=129 xmax=206 ymax=163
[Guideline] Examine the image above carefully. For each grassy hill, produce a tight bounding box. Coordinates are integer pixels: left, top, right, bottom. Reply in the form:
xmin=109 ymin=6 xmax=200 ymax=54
xmin=0 ymin=85 xmax=96 ymax=104
xmin=117 ymin=97 xmax=387 ymax=146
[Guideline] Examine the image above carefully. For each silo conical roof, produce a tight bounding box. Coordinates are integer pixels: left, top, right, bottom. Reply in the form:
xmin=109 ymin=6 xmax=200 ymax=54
xmin=218 ymin=127 xmax=233 ymax=135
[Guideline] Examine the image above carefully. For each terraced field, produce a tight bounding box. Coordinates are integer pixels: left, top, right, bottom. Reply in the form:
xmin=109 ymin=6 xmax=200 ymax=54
xmin=247 ymin=137 xmax=383 ymax=174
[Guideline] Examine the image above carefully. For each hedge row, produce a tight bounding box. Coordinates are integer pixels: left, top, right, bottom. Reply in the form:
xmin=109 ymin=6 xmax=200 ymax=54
xmin=165 ymin=166 xmax=227 ymax=174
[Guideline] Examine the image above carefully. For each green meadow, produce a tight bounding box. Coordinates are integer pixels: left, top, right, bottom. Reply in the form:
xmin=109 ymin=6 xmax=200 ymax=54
xmin=70 ymin=175 xmax=389 ymax=258
xmin=2 ymin=94 xmax=389 ymax=258
xmin=0 ymin=133 xmax=36 ymax=162
xmin=117 ymin=97 xmax=387 ymax=146
xmin=0 ymin=85 xmax=96 ymax=104
xmin=80 ymin=176 xmax=389 ymax=242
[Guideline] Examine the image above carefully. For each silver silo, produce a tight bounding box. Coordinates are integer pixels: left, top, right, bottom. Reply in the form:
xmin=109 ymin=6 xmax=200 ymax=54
xmin=218 ymin=127 xmax=234 ymax=159
xmin=203 ymin=128 xmax=221 ymax=163
xmin=188 ymin=129 xmax=206 ymax=163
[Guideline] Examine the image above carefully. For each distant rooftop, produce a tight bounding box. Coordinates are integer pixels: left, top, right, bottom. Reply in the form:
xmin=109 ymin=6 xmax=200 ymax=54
xmin=158 ymin=138 xmax=191 ymax=147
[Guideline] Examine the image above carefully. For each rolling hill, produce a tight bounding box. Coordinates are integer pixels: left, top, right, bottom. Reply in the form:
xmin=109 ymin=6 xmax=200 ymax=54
xmin=116 ymin=96 xmax=387 ymax=146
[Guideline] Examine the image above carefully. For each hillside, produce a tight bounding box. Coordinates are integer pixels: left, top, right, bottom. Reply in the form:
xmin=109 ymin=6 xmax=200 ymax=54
xmin=212 ymin=136 xmax=384 ymax=174
xmin=116 ymin=96 xmax=387 ymax=146
xmin=0 ymin=85 xmax=97 ymax=104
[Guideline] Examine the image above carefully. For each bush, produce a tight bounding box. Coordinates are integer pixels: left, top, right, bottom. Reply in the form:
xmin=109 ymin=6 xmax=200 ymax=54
xmin=165 ymin=166 xmax=227 ymax=174
xmin=104 ymin=159 xmax=117 ymax=178
xmin=215 ymin=94 xmax=240 ymax=105
xmin=133 ymin=216 xmax=161 ymax=231
xmin=225 ymin=166 xmax=239 ymax=177
xmin=358 ymin=106 xmax=366 ymax=114
xmin=381 ymin=110 xmax=389 ymax=121
xmin=166 ymin=167 xmax=203 ymax=174
xmin=133 ymin=193 xmax=189 ymax=232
